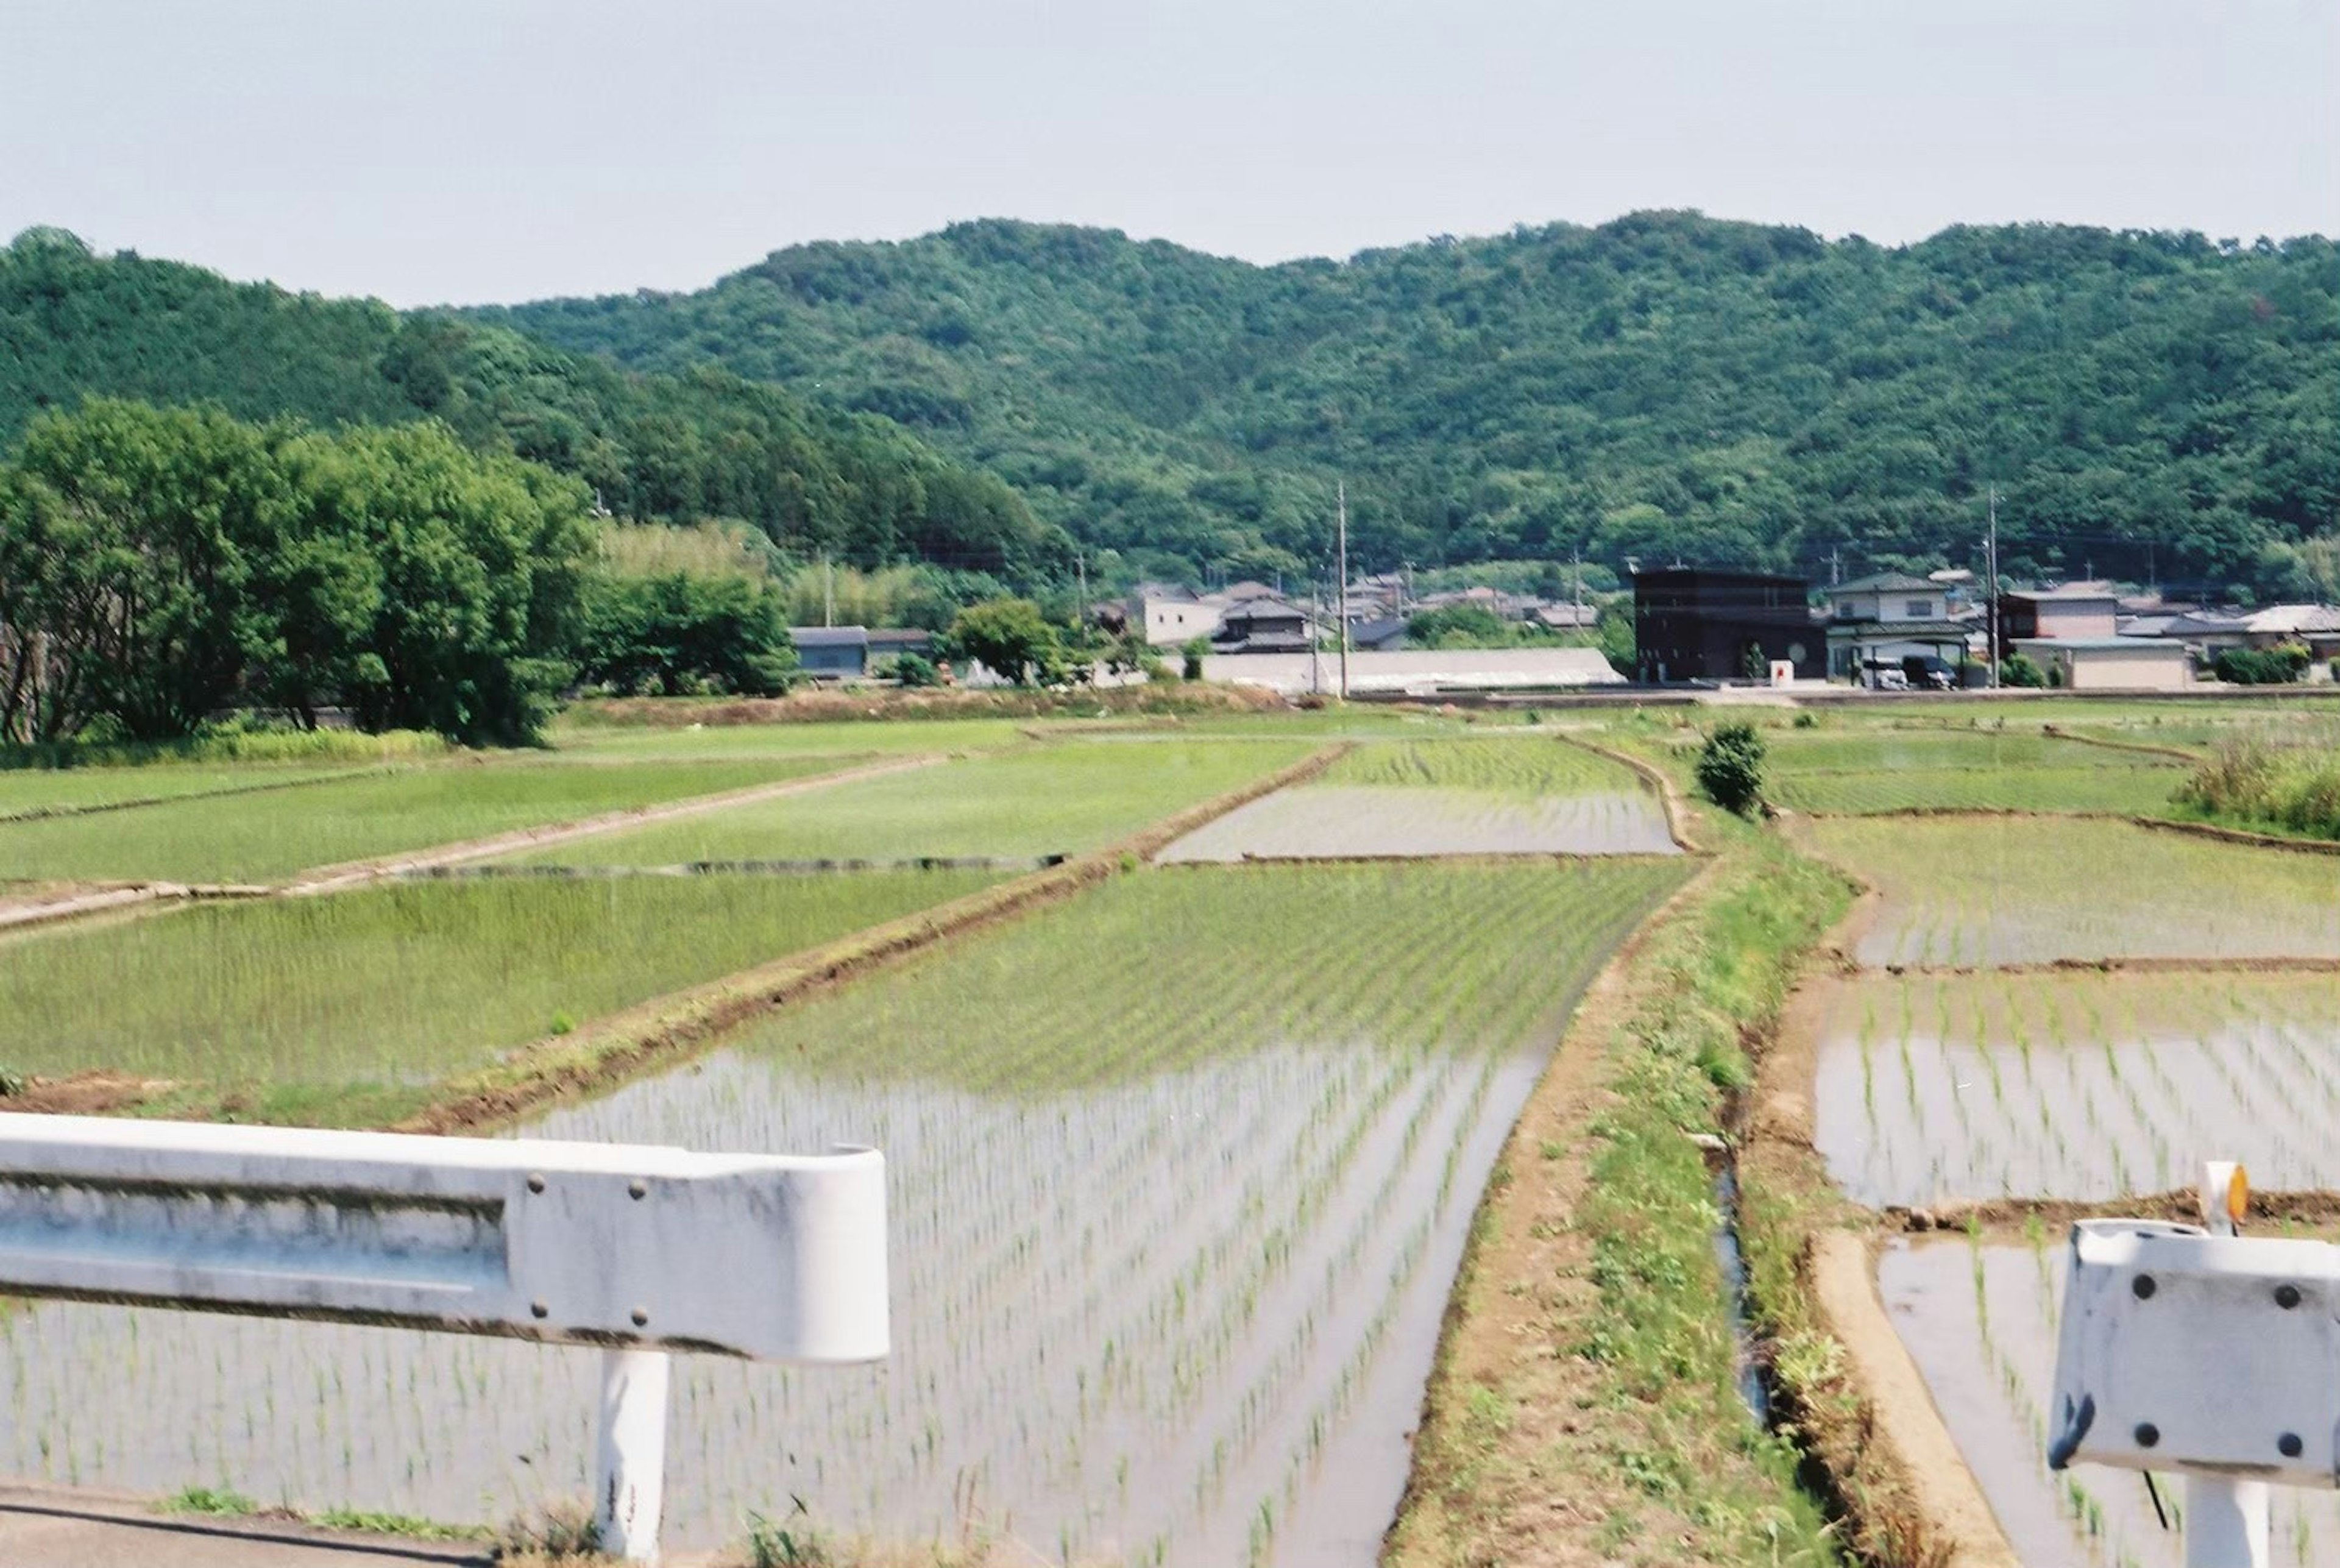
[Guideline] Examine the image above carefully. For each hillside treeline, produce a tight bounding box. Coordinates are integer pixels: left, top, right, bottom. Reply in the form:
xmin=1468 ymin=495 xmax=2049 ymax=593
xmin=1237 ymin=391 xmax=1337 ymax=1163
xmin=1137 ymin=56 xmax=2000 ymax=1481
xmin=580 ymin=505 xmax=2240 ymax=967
xmin=0 ymin=228 xmax=1065 ymax=583
xmin=489 ymin=213 xmax=2340 ymax=596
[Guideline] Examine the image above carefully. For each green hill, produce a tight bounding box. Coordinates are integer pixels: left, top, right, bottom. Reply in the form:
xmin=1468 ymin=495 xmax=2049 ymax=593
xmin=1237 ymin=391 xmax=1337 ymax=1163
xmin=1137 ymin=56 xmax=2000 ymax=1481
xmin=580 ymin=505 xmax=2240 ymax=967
xmin=0 ymin=227 xmax=1063 ymax=580
xmin=483 ymin=213 xmax=2340 ymax=596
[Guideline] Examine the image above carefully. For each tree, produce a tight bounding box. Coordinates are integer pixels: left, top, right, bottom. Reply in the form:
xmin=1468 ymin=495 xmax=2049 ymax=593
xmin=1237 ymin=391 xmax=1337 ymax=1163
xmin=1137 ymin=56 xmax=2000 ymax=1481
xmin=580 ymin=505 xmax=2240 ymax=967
xmin=6 ymin=399 xmax=294 ymax=738
xmin=1406 ymin=603 xmax=1511 ymax=648
xmin=575 ymin=572 xmax=798 ymax=696
xmin=945 ymin=598 xmax=1065 ymax=686
xmin=1695 ymin=722 xmax=1767 ymax=817
xmin=1999 ymin=652 xmax=2049 ymax=689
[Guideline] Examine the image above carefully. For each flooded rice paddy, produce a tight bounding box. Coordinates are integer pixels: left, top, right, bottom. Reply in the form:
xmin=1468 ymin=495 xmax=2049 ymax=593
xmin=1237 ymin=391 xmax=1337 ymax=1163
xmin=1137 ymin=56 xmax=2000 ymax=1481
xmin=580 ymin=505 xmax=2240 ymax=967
xmin=1804 ymin=817 xmax=2340 ymax=968
xmin=1160 ymin=737 xmax=1676 ymax=860
xmin=1156 ymin=783 xmax=1677 ymax=860
xmin=0 ymin=860 xmax=1686 ymax=1564
xmin=1880 ymin=1237 xmax=2340 ymax=1568
xmin=1811 ymin=971 xmax=2340 ymax=1207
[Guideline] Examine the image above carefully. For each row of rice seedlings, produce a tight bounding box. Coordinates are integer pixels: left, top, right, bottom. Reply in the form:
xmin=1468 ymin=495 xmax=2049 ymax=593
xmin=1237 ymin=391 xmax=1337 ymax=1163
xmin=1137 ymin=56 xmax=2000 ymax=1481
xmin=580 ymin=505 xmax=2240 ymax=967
xmin=1156 ymin=782 xmax=1679 ymax=861
xmin=1821 ymin=972 xmax=2340 ymax=1206
xmin=0 ymin=756 xmax=851 ymax=884
xmin=0 ymin=860 xmax=1684 ymax=1563
xmin=0 ymin=870 xmax=1003 ymax=1086
xmin=1320 ymin=736 xmax=1637 ymax=795
xmin=1810 ymin=816 xmax=2340 ymax=970
xmin=504 ymin=740 xmax=1319 ymax=868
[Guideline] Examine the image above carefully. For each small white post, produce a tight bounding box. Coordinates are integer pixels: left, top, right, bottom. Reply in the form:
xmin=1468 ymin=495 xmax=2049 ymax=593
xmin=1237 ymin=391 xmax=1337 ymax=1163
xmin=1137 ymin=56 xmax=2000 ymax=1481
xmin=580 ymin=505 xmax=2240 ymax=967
xmin=595 ymin=1347 xmax=672 ymax=1563
xmin=2187 ymin=1161 xmax=2269 ymax=1568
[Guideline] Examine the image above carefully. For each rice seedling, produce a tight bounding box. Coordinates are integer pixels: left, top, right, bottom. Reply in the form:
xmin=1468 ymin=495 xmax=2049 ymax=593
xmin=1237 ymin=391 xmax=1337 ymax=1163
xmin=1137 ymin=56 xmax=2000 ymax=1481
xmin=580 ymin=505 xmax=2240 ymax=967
xmin=1805 ymin=817 xmax=2340 ymax=968
xmin=0 ymin=758 xmax=854 ymax=883
xmin=0 ymin=859 xmax=1685 ymax=1563
xmin=0 ymin=870 xmax=1001 ymax=1093
xmin=1810 ymin=971 xmax=2340 ymax=1207
xmin=506 ymin=742 xmax=1317 ymax=868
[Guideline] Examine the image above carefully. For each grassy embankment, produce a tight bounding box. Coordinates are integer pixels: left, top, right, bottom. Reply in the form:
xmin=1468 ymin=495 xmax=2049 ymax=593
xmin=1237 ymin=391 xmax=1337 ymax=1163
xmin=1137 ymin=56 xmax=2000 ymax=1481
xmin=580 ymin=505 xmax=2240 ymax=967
xmin=1389 ymin=768 xmax=1866 ymax=1564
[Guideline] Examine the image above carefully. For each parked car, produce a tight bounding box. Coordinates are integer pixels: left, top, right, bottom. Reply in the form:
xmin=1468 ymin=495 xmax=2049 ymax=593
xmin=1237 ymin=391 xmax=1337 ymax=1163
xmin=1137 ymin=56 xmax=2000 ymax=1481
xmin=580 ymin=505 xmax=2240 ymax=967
xmin=1902 ymin=655 xmax=1959 ymax=690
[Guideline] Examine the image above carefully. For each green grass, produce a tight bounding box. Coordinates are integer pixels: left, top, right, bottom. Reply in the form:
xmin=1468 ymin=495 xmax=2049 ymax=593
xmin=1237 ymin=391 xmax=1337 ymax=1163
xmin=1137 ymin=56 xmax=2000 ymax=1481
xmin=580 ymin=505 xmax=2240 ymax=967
xmin=1322 ymin=736 xmax=1641 ymax=793
xmin=0 ymin=757 xmax=856 ymax=883
xmin=0 ymin=870 xmax=1001 ymax=1093
xmin=507 ymin=740 xmax=1316 ymax=866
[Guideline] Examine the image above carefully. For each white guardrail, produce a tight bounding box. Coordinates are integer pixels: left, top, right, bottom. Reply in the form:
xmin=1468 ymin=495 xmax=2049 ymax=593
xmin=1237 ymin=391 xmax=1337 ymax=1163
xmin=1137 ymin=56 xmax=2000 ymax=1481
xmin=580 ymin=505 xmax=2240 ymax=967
xmin=2050 ymin=1162 xmax=2308 ymax=1568
xmin=0 ymin=1112 xmax=890 ymax=1562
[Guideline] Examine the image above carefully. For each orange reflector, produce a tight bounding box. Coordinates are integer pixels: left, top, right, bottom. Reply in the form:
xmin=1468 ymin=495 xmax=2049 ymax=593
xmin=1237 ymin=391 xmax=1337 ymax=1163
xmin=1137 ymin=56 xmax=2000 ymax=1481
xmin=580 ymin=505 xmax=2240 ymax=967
xmin=2228 ymin=1164 xmax=2250 ymax=1224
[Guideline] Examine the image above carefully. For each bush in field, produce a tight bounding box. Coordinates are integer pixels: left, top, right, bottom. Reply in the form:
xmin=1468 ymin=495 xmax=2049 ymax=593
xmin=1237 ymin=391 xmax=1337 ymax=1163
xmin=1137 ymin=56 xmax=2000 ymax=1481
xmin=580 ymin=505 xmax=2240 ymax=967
xmin=1695 ymin=722 xmax=1767 ymax=817
xmin=2178 ymin=737 xmax=2340 ymax=840
xmin=1182 ymin=636 xmax=1209 ymax=681
xmin=885 ymin=650 xmax=943 ymax=687
xmin=2213 ymin=643 xmax=2310 ymax=685
xmin=1998 ymin=652 xmax=2049 ymax=688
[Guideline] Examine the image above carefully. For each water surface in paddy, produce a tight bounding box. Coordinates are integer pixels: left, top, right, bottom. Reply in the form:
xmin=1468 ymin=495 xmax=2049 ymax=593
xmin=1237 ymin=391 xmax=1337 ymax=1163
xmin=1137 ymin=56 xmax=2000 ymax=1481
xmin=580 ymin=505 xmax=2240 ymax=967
xmin=1881 ymin=1237 xmax=2340 ymax=1568
xmin=1810 ymin=971 xmax=2340 ymax=1207
xmin=0 ymin=862 xmax=1679 ymax=1566
xmin=0 ymin=1046 xmax=1532 ymax=1566
xmin=1157 ymin=784 xmax=1677 ymax=860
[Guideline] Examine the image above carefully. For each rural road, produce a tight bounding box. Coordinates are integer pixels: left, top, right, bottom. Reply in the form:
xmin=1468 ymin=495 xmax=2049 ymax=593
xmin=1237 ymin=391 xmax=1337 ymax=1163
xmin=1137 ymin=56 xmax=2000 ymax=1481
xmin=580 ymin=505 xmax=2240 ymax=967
xmin=0 ymin=1483 xmax=488 ymax=1567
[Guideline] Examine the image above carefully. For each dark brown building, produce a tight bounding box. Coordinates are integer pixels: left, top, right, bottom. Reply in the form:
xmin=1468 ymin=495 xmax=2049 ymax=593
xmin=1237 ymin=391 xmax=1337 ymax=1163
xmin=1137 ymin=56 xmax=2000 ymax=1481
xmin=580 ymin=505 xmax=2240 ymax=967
xmin=1632 ymin=569 xmax=1820 ymax=683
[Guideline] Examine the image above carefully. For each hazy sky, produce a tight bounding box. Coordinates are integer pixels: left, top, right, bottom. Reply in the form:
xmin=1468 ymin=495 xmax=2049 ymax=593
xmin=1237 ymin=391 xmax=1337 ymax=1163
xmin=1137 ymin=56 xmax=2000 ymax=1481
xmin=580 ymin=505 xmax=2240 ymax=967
xmin=4 ymin=1 xmax=2334 ymax=307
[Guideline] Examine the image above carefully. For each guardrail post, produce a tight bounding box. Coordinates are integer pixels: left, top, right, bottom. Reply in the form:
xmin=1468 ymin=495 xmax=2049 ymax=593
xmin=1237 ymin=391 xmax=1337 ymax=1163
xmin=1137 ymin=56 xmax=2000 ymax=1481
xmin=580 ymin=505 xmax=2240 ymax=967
xmin=595 ymin=1347 xmax=672 ymax=1561
xmin=2187 ymin=1160 xmax=2269 ymax=1568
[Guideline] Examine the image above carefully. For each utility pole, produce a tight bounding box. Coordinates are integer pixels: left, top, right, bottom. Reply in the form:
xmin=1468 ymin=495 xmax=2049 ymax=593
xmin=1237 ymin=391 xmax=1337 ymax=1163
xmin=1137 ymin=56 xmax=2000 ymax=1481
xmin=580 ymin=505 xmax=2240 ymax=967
xmin=1075 ymin=549 xmax=1088 ymax=622
xmin=822 ymin=553 xmax=835 ymax=629
xmin=1985 ymin=487 xmax=2001 ymax=687
xmin=1309 ymin=578 xmax=1324 ymax=696
xmin=1572 ymin=544 xmax=1583 ymax=623
xmin=1335 ymin=480 xmax=1350 ymax=700
xmin=1828 ymin=546 xmax=1843 ymax=587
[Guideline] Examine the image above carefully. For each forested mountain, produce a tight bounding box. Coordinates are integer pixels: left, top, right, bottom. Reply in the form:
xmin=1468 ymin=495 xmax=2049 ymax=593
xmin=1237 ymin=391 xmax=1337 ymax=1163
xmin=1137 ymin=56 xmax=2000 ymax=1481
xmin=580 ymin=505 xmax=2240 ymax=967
xmin=485 ymin=213 xmax=2340 ymax=597
xmin=0 ymin=228 xmax=1062 ymax=580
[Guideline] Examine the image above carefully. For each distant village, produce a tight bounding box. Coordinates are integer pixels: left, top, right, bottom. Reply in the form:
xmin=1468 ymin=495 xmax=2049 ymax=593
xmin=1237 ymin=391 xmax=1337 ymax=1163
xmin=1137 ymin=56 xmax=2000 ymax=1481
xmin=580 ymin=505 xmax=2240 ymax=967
xmin=788 ymin=566 xmax=2340 ymax=697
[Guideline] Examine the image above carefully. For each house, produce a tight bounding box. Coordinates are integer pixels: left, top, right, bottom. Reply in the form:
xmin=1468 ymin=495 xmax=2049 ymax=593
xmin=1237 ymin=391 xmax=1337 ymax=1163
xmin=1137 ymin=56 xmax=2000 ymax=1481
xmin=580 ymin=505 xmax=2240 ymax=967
xmin=2011 ymin=637 xmax=2194 ymax=692
xmin=1126 ymin=584 xmax=1224 ymax=648
xmin=792 ymin=626 xmax=872 ymax=679
xmin=790 ymin=626 xmax=934 ymax=680
xmin=1349 ymin=614 xmax=1409 ymax=651
xmin=1211 ymin=597 xmax=1317 ymax=655
xmin=2121 ymin=605 xmax=2340 ymax=676
xmin=2000 ymin=584 xmax=2119 ymax=642
xmin=1631 ymin=569 xmax=1820 ymax=683
xmin=1823 ymin=572 xmax=1977 ymax=686
xmin=1534 ymin=603 xmax=1598 ymax=631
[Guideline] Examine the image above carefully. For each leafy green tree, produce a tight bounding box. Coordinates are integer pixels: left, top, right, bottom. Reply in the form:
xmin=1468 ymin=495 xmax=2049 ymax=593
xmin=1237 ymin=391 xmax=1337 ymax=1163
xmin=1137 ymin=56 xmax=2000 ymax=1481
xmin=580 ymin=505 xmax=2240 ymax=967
xmin=1695 ymin=722 xmax=1767 ymax=817
xmin=1998 ymin=652 xmax=2049 ymax=689
xmin=576 ymin=572 xmax=798 ymax=696
xmin=1406 ymin=603 xmax=1509 ymax=648
xmin=945 ymin=598 xmax=1065 ymax=686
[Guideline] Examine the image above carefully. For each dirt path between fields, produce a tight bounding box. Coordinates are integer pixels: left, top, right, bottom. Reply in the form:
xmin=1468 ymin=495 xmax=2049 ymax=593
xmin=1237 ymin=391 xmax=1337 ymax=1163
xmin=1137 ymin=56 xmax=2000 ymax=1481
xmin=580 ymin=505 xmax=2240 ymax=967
xmin=1383 ymin=859 xmax=1724 ymax=1568
xmin=0 ymin=754 xmax=950 ymax=938
xmin=285 ymin=752 xmax=950 ymax=893
xmin=1808 ymin=1231 xmax=2020 ymax=1568
xmin=1559 ymin=734 xmax=1701 ymax=851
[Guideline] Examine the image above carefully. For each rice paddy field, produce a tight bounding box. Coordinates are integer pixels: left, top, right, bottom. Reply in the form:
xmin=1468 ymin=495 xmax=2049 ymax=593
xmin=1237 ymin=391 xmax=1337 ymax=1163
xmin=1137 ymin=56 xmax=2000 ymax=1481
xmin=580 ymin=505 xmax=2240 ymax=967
xmin=1762 ymin=728 xmax=2189 ymax=816
xmin=1879 ymin=1236 xmax=2340 ymax=1568
xmin=1158 ymin=737 xmax=1678 ymax=860
xmin=505 ymin=739 xmax=1317 ymax=867
xmin=0 ymin=764 xmax=384 ymax=822
xmin=0 ymin=757 xmax=859 ymax=884
xmin=1801 ymin=815 xmax=2340 ymax=967
xmin=0 ymin=859 xmax=1687 ymax=1561
xmin=1810 ymin=970 xmax=2340 ymax=1207
xmin=0 ymin=870 xmax=1001 ymax=1088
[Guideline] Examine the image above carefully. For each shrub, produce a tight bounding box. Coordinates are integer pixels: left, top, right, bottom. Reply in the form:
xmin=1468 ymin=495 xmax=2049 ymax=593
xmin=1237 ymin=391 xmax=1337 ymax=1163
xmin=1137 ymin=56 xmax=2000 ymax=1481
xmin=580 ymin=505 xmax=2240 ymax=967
xmin=1182 ymin=637 xmax=1210 ymax=681
xmin=2213 ymin=643 xmax=2310 ymax=685
xmin=888 ymin=651 xmax=943 ymax=688
xmin=1695 ymin=722 xmax=1767 ymax=817
xmin=1998 ymin=652 xmax=2049 ymax=688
